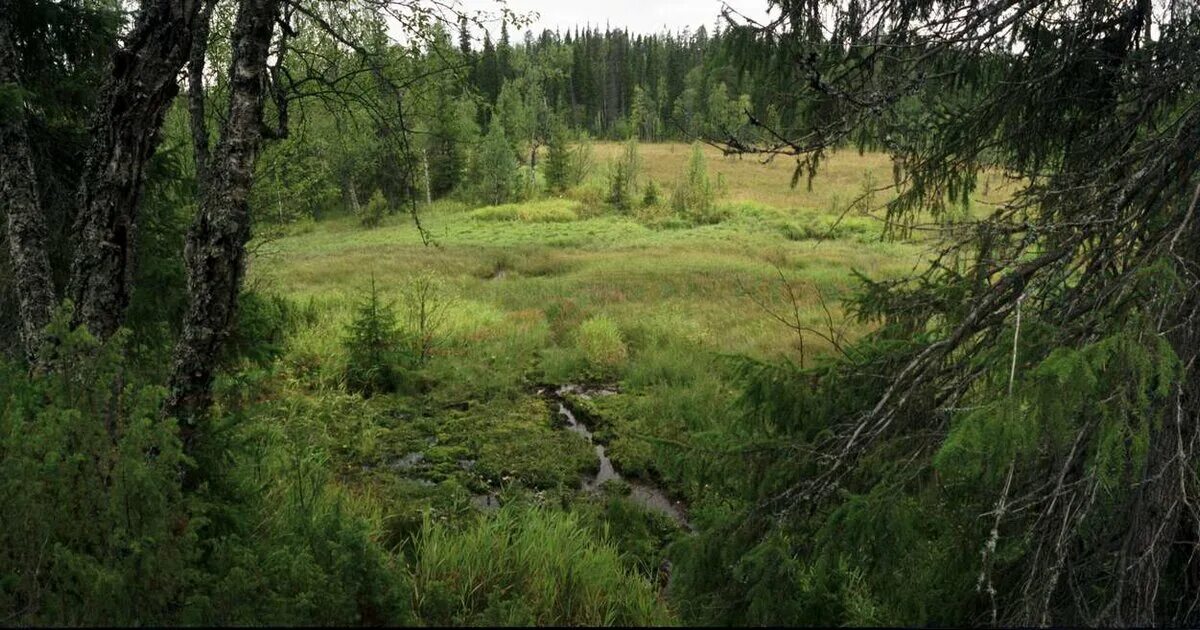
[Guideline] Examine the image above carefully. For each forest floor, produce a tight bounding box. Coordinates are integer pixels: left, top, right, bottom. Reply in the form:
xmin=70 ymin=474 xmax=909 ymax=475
xmin=242 ymin=142 xmax=1012 ymax=613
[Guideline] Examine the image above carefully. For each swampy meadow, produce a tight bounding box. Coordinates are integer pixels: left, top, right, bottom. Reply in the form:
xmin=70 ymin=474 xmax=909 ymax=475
xmin=241 ymin=141 xmax=938 ymax=624
xmin=4 ymin=0 xmax=1200 ymax=626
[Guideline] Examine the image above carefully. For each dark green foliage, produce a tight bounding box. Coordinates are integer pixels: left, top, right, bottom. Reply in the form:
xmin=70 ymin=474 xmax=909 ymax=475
xmin=0 ymin=307 xmax=412 ymax=625
xmin=123 ymin=136 xmax=196 ymax=375
xmin=458 ymin=25 xmax=772 ymax=142
xmin=410 ymin=505 xmax=673 ymax=625
xmin=666 ymin=312 xmax=1187 ymax=625
xmin=0 ymin=309 xmax=193 ymax=625
xmin=426 ymin=90 xmax=476 ymax=197
xmin=669 ymin=143 xmax=722 ymax=222
xmin=641 ymin=179 xmax=659 ymax=207
xmin=344 ymin=278 xmax=409 ymax=397
xmin=667 ymin=1 xmax=1200 ymax=625
xmin=357 ymin=189 xmax=388 ymax=228
xmin=469 ymin=121 xmax=520 ymax=205
xmin=605 ymin=138 xmax=641 ymax=212
xmin=187 ymin=429 xmax=414 ymax=626
xmin=222 ymin=291 xmax=294 ymax=368
xmin=543 ymin=118 xmax=573 ymax=193
xmin=580 ymin=486 xmax=682 ymax=579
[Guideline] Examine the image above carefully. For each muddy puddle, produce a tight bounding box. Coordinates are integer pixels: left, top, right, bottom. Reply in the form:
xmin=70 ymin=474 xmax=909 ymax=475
xmin=371 ymin=384 xmax=692 ymax=530
xmin=549 ymin=385 xmax=693 ymax=531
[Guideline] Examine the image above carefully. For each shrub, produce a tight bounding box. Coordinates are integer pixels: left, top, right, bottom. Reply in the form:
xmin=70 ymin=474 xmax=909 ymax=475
xmin=399 ymin=271 xmax=454 ymax=367
xmin=469 ymin=121 xmax=520 ymax=206
xmin=0 ymin=309 xmax=194 ymax=625
xmin=775 ymin=215 xmax=875 ymax=242
xmin=642 ymin=179 xmax=660 ymax=207
xmin=605 ymin=138 xmax=642 ymax=212
xmin=543 ymin=120 xmax=573 ymax=193
xmin=358 ymin=189 xmax=388 ymax=228
xmin=576 ymin=315 xmax=628 ymax=376
xmin=197 ymin=411 xmax=413 ymax=625
xmin=669 ymin=142 xmax=724 ymax=223
xmin=546 ymin=126 xmax=596 ymax=194
xmin=223 ymin=291 xmax=293 ymax=367
xmin=569 ymin=135 xmax=596 ymax=187
xmin=570 ymin=177 xmax=608 ymax=215
xmin=343 ymin=279 xmax=408 ymax=396
xmin=0 ymin=307 xmax=414 ymax=626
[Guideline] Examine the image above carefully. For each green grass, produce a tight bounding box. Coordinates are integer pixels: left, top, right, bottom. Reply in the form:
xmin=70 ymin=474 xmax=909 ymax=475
xmin=239 ymin=143 xmax=976 ymax=623
xmin=248 ymin=143 xmax=938 ymax=514
xmin=470 ymin=199 xmax=582 ymax=223
xmin=411 ymin=505 xmax=674 ymax=625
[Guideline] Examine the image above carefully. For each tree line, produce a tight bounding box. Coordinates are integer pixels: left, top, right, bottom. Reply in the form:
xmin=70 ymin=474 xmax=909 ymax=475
xmin=4 ymin=0 xmax=1200 ymax=625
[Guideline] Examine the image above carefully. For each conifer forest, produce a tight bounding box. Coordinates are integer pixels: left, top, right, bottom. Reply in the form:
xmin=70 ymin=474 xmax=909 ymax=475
xmin=2 ymin=0 xmax=1200 ymax=625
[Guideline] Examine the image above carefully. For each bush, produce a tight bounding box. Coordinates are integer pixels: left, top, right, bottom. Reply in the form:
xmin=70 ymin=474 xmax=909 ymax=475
xmin=545 ymin=125 xmax=595 ymax=194
xmin=642 ymin=179 xmax=660 ymax=207
xmin=544 ymin=121 xmax=573 ymax=193
xmin=399 ymin=271 xmax=454 ymax=367
xmin=223 ymin=291 xmax=293 ymax=367
xmin=197 ymin=412 xmax=414 ymax=625
xmin=605 ymin=138 xmax=642 ymax=212
xmin=0 ymin=307 xmax=414 ymax=626
xmin=570 ymin=177 xmax=609 ymax=215
xmin=670 ymin=143 xmax=724 ymax=223
xmin=576 ymin=315 xmax=628 ymax=376
xmin=469 ymin=122 xmax=520 ymax=206
xmin=0 ymin=310 xmax=194 ymax=625
xmin=569 ymin=135 xmax=596 ymax=188
xmin=357 ymin=189 xmax=388 ymax=228
xmin=343 ymin=279 xmax=409 ymax=396
xmin=775 ymin=215 xmax=875 ymax=242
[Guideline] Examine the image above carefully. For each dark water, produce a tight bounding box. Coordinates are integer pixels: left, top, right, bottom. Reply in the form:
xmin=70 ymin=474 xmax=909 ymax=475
xmin=554 ymin=386 xmax=692 ymax=530
xmin=392 ymin=384 xmax=690 ymax=528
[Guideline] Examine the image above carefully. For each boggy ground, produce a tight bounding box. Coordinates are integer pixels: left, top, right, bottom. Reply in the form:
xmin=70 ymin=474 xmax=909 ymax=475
xmin=238 ymin=142 xmax=1011 ymax=619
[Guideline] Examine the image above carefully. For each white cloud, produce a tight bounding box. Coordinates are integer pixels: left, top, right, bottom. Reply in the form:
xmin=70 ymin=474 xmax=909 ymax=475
xmin=455 ymin=0 xmax=774 ymax=37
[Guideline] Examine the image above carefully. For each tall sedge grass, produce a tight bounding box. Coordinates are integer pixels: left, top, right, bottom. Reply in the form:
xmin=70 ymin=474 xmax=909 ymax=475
xmin=470 ymin=199 xmax=581 ymax=222
xmin=410 ymin=506 xmax=674 ymax=625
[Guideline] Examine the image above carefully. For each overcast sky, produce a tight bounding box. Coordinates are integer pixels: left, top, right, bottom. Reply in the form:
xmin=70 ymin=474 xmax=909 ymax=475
xmin=455 ymin=0 xmax=775 ymax=37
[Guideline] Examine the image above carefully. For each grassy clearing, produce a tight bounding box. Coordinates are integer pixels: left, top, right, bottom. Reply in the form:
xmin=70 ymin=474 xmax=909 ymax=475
xmin=592 ymin=141 xmax=1019 ymax=220
xmin=249 ymin=143 xmax=939 ymax=509
xmin=241 ymin=142 xmax=1000 ymax=621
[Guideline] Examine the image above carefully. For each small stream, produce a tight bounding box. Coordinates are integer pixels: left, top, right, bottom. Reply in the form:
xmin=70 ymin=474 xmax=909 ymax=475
xmin=550 ymin=385 xmax=693 ymax=531
xmin=383 ymin=384 xmax=693 ymax=530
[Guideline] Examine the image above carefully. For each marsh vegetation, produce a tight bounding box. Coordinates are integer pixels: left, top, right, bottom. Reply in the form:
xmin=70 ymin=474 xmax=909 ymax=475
xmin=3 ymin=0 xmax=1199 ymax=626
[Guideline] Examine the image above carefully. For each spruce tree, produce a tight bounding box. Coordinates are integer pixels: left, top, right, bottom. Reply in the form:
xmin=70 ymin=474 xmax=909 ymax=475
xmin=344 ymin=277 xmax=404 ymax=397
xmin=679 ymin=2 xmax=1200 ymax=626
xmin=605 ymin=136 xmax=641 ymax=212
xmin=426 ymin=90 xmax=476 ymax=198
xmin=669 ymin=143 xmax=718 ymax=222
xmin=543 ymin=117 xmax=572 ymax=193
xmin=468 ymin=121 xmax=518 ymax=206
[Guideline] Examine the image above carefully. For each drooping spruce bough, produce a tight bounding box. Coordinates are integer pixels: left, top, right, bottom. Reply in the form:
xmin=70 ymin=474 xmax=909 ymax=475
xmin=683 ymin=0 xmax=1200 ymax=625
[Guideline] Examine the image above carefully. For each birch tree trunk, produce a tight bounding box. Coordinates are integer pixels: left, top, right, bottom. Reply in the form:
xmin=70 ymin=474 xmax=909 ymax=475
xmin=0 ymin=10 xmax=55 ymax=363
xmin=189 ymin=0 xmax=219 ymax=192
xmin=422 ymin=149 xmax=432 ymax=205
xmin=165 ymin=0 xmax=283 ymax=446
xmin=68 ymin=0 xmax=203 ymax=341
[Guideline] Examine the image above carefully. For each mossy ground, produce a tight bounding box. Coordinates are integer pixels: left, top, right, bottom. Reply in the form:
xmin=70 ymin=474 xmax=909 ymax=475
xmin=237 ymin=143 xmax=1014 ymax=615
